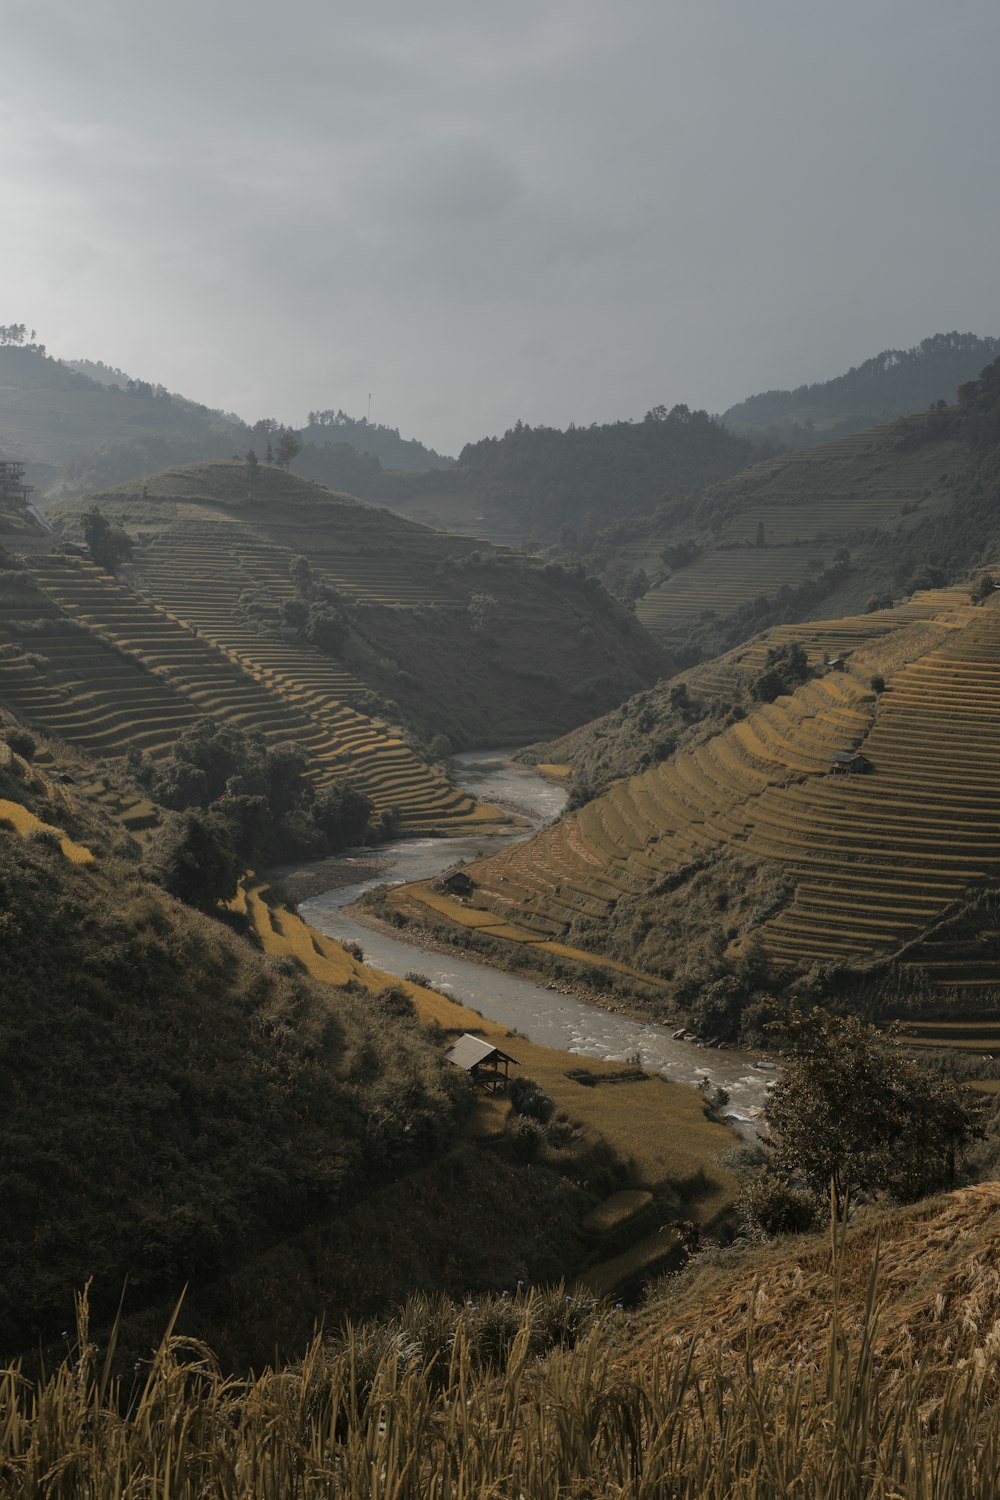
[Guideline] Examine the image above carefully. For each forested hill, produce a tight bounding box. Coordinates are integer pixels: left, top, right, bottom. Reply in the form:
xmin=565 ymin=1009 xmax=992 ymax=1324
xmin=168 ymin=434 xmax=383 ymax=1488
xmin=301 ymin=409 xmax=452 ymax=471
xmin=723 ymin=332 xmax=1000 ymax=448
xmin=455 ymin=405 xmax=772 ymax=543
xmin=0 ymin=342 xmax=450 ymax=503
xmin=0 ymin=345 xmax=242 ymax=495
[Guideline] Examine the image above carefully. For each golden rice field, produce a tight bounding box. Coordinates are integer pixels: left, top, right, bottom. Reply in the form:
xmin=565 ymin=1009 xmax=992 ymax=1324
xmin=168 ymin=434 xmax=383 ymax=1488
xmin=417 ymin=588 xmax=1000 ymax=1008
xmin=238 ymin=876 xmax=736 ymax=1285
xmin=6 ymin=557 xmax=503 ymax=832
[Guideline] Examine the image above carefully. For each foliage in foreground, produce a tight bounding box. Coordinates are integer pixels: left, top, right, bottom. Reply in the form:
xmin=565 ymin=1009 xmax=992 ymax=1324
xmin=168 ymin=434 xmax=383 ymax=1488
xmin=5 ymin=1227 xmax=1000 ymax=1499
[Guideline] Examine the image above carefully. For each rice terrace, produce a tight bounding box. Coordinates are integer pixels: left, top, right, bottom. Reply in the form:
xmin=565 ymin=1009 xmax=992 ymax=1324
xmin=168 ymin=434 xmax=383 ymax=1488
xmin=5 ymin=313 xmax=1000 ymax=1494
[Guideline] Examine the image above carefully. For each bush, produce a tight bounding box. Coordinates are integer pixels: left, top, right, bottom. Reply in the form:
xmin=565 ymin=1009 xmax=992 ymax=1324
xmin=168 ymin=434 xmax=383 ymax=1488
xmin=2 ymin=727 xmax=35 ymax=761
xmin=738 ymin=1170 xmax=819 ymax=1239
xmin=508 ymin=1075 xmax=556 ymax=1124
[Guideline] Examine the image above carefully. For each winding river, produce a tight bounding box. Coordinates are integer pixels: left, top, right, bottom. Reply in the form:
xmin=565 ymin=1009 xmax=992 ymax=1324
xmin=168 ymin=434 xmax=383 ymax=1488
xmin=300 ymin=750 xmax=772 ymax=1127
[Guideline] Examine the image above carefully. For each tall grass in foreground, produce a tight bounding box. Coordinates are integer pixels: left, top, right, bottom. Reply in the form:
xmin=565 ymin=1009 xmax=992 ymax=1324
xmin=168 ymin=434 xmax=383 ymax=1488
xmin=2 ymin=1244 xmax=999 ymax=1499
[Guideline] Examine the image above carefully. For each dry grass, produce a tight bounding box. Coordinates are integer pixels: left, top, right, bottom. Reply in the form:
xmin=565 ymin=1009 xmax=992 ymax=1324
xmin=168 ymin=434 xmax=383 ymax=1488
xmin=7 ymin=1190 xmax=1000 ymax=1496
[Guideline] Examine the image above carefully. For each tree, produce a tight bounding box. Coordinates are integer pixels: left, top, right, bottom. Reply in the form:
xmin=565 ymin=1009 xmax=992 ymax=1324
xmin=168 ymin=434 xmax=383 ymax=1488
xmin=275 ymin=429 xmax=303 ymax=470
xmin=146 ymin=810 xmax=240 ymax=911
xmin=289 ymin=555 xmax=313 ymax=598
xmin=81 ymin=507 xmax=133 ymax=575
xmin=763 ymin=1008 xmax=982 ymax=1210
xmin=245 ymin=450 xmax=259 ymax=483
xmin=468 ymin=592 xmax=498 ymax=633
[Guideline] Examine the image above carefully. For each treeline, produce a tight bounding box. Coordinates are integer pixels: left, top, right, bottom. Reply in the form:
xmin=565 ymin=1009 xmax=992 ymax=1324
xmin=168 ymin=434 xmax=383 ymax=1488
xmin=458 ymin=405 xmax=773 ymax=541
xmin=302 ymin=409 xmax=452 ymax=471
xmin=723 ymin=332 xmax=1000 ymax=446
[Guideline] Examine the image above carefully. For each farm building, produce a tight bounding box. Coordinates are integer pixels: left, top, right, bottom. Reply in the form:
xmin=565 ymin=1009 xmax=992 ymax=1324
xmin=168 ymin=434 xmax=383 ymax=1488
xmin=443 ymin=1033 xmax=518 ymax=1092
xmin=442 ymin=869 xmax=477 ymax=896
xmin=830 ymin=749 xmax=872 ymax=774
xmin=0 ymin=461 xmax=32 ymax=511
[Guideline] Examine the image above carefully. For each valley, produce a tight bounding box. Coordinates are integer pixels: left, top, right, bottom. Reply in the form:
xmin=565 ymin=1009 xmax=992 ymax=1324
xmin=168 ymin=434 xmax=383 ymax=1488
xmin=3 ymin=337 xmax=1000 ymax=1494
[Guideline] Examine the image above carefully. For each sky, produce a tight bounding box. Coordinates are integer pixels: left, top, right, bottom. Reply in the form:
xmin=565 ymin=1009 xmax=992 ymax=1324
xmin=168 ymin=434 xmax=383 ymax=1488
xmin=3 ymin=0 xmax=999 ymax=455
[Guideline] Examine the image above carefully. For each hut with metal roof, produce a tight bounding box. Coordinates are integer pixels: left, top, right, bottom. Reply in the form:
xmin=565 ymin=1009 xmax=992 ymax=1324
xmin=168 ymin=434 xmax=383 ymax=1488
xmin=443 ymin=1033 xmax=518 ymax=1092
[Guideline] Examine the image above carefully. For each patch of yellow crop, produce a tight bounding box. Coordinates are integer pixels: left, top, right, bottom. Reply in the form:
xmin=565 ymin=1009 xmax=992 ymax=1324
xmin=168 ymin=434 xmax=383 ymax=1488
xmin=536 ymin=762 xmax=572 ymax=778
xmin=236 ymin=878 xmax=735 ymax=1209
xmin=0 ymin=799 xmax=93 ymax=864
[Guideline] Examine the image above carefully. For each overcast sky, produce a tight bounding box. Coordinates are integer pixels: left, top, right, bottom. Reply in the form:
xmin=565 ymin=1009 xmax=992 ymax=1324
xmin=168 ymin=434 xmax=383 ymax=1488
xmin=3 ymin=1 xmax=998 ymax=454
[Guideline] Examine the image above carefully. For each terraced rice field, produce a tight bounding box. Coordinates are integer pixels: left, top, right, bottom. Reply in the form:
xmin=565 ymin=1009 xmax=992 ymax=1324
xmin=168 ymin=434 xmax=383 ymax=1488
xmin=635 ymin=431 xmax=963 ymax=649
xmin=636 ymin=546 xmax=841 ymax=642
xmin=14 ymin=556 xmax=502 ymax=832
xmin=421 ymin=590 xmax=1000 ymax=1005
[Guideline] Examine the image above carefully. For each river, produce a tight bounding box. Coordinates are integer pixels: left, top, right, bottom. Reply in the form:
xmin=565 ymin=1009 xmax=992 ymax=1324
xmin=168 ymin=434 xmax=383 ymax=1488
xmin=300 ymin=750 xmax=773 ymax=1127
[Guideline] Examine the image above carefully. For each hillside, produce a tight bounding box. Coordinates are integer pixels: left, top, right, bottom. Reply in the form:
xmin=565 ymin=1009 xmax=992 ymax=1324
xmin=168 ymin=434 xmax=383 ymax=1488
xmin=0 ymin=721 xmax=738 ymax=1363
xmin=0 ymin=345 xmax=243 ymax=497
xmin=0 ymin=731 xmax=468 ymax=1355
xmin=445 ymin=405 xmax=772 ymax=545
xmin=381 ymin=583 xmax=1000 ymax=1047
xmin=7 ymin=1182 xmax=1000 ymax=1495
xmin=722 ymin=331 xmax=1000 ymax=446
xmin=45 ymin=462 xmax=663 ymax=750
xmin=589 ymin=373 xmax=1000 ymax=662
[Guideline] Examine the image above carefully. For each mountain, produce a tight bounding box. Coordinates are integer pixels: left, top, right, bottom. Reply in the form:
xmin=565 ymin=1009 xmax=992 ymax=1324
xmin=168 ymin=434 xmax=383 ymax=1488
xmin=448 ymin=405 xmax=774 ymax=545
xmin=0 ymin=344 xmax=453 ymax=504
xmin=723 ymin=331 xmax=1000 ymax=448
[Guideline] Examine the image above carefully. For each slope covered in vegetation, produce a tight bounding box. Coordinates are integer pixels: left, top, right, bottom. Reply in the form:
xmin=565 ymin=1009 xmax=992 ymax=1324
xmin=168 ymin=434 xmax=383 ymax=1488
xmin=722 ymin=330 xmax=1000 ymax=447
xmin=48 ymin=462 xmax=663 ymax=748
xmin=7 ymin=1184 xmax=1000 ymax=1496
xmin=0 ymin=723 xmax=738 ymax=1364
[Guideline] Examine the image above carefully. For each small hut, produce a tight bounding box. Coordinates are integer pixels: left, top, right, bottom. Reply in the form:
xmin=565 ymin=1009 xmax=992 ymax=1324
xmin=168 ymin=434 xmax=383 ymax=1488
xmin=444 ymin=1033 xmax=518 ymax=1092
xmin=443 ymin=869 xmax=476 ymax=897
xmin=830 ymin=749 xmax=872 ymax=775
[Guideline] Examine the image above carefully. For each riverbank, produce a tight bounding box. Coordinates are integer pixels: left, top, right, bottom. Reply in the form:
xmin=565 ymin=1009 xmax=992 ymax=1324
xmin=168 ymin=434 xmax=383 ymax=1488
xmin=299 ymin=750 xmax=772 ymax=1116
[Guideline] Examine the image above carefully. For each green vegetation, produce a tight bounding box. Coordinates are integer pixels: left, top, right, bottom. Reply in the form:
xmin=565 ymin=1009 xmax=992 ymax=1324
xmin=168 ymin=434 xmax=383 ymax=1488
xmin=0 ymin=820 xmax=472 ymax=1355
xmin=456 ymin=404 xmax=772 ymax=543
xmin=81 ymin=505 xmax=133 ymax=574
xmin=750 ymin=1008 xmax=982 ymax=1225
xmin=723 ymin=331 xmax=1000 ymax=447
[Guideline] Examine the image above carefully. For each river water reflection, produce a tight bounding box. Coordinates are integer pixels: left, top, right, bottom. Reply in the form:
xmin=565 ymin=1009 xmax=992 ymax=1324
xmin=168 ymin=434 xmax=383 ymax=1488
xmin=300 ymin=751 xmax=772 ymax=1126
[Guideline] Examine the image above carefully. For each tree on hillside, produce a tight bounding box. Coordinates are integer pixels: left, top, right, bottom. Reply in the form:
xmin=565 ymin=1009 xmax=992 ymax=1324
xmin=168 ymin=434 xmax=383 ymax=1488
xmin=275 ymin=429 xmax=303 ymax=470
xmin=147 ymin=809 xmax=241 ymax=911
xmin=763 ymin=1007 xmax=982 ymax=1211
xmin=81 ymin=507 xmax=133 ymax=575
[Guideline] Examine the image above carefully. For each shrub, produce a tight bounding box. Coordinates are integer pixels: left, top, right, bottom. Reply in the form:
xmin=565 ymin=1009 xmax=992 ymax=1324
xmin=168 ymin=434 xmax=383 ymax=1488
xmin=738 ymin=1170 xmax=819 ymax=1239
xmin=2 ymin=727 xmax=35 ymax=761
xmin=373 ymin=985 xmax=416 ymax=1020
xmin=508 ymin=1075 xmax=556 ymax=1124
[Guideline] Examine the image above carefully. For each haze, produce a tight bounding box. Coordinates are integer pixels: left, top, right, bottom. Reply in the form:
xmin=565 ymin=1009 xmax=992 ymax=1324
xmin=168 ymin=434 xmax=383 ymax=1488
xmin=3 ymin=0 xmax=998 ymax=453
